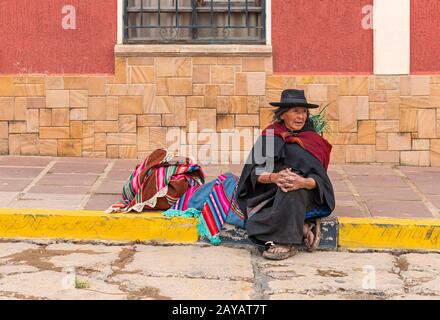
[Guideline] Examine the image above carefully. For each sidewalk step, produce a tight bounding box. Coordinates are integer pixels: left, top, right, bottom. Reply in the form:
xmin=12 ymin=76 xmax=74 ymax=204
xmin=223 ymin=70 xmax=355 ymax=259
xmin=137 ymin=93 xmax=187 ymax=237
xmin=0 ymin=208 xmax=198 ymax=243
xmin=338 ymin=217 xmax=440 ymax=251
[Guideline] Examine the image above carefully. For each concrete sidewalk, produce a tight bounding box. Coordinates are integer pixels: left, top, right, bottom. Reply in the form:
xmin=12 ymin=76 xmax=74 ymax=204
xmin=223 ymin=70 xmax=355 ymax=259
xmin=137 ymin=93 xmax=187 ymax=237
xmin=0 ymin=156 xmax=439 ymax=250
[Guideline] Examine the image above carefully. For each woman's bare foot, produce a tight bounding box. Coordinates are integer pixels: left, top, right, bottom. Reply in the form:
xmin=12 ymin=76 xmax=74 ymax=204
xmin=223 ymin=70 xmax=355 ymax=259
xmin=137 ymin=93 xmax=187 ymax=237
xmin=303 ymin=222 xmax=315 ymax=249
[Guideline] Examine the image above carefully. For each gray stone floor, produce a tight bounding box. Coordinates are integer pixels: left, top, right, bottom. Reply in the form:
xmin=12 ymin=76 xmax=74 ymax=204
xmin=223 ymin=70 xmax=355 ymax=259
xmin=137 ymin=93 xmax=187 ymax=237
xmin=0 ymin=155 xmax=440 ymax=219
xmin=0 ymin=241 xmax=439 ymax=300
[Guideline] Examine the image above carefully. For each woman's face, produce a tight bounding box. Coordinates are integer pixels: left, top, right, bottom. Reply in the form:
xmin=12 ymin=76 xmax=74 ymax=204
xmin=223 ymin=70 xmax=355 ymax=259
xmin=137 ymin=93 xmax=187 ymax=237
xmin=281 ymin=106 xmax=308 ymax=131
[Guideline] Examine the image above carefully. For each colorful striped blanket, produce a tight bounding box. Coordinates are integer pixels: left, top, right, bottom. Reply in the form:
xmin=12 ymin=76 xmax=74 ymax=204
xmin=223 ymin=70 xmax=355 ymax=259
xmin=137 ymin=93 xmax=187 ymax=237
xmin=105 ymin=149 xmax=205 ymax=213
xmin=163 ymin=172 xmax=245 ymax=244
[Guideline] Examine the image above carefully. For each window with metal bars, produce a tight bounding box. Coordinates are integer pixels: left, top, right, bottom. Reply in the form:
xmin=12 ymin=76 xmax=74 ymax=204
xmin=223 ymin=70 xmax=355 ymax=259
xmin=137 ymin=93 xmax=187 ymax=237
xmin=124 ymin=0 xmax=266 ymax=44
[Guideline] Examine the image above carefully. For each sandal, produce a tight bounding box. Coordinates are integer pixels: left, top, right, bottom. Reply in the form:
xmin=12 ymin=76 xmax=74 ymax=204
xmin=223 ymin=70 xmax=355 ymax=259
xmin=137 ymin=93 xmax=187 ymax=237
xmin=304 ymin=219 xmax=321 ymax=252
xmin=262 ymin=242 xmax=298 ymax=260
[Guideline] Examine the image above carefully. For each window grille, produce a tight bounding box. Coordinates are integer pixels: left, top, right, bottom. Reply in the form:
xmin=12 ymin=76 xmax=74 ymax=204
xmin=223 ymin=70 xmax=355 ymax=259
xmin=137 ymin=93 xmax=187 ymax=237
xmin=124 ymin=0 xmax=266 ymax=44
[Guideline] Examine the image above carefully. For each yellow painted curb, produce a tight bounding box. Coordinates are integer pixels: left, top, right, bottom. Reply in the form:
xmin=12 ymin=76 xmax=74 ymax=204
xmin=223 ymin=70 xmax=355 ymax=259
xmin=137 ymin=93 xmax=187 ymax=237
xmin=0 ymin=208 xmax=198 ymax=243
xmin=338 ymin=217 xmax=440 ymax=250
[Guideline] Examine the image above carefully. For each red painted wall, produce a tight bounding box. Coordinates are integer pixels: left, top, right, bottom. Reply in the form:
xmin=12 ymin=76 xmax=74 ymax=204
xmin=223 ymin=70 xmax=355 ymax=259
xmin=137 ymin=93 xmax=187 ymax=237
xmin=0 ymin=0 xmax=117 ymax=74
xmin=411 ymin=0 xmax=440 ymax=74
xmin=272 ymin=0 xmax=373 ymax=74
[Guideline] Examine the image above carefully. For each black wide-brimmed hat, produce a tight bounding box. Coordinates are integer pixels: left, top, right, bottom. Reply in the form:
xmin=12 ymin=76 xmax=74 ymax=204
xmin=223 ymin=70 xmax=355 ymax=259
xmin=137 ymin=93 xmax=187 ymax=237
xmin=269 ymin=89 xmax=319 ymax=109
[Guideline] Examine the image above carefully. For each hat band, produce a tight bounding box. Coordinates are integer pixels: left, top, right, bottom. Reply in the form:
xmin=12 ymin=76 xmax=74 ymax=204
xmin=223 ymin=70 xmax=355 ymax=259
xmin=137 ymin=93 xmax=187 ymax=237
xmin=278 ymin=98 xmax=309 ymax=105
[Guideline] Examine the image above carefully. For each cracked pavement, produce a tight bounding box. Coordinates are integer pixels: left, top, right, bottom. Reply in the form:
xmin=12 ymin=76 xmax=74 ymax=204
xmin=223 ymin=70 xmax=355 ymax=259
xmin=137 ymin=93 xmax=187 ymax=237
xmin=0 ymin=241 xmax=439 ymax=300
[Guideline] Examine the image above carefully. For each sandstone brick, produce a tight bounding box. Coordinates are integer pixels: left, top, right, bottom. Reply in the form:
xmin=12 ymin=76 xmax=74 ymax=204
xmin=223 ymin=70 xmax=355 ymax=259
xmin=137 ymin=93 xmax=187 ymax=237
xmin=387 ymin=132 xmax=411 ymax=151
xmin=197 ymin=109 xmax=217 ymax=132
xmin=374 ymin=76 xmax=400 ymax=90
xmin=70 ymin=109 xmax=87 ymax=121
xmin=0 ymin=122 xmax=8 ymax=139
xmin=58 ymin=139 xmax=82 ymax=157
xmin=431 ymin=139 xmax=440 ymax=166
xmin=376 ymin=133 xmax=388 ymax=151
xmin=0 ymin=77 xmax=14 ymax=96
xmin=119 ymin=115 xmax=137 ymax=133
xmin=161 ymin=114 xmax=174 ymax=126
xmin=217 ymin=57 xmax=242 ymax=65
xmin=417 ymin=109 xmax=436 ymax=138
xmin=323 ymin=132 xmax=357 ymax=145
xmin=193 ymin=65 xmax=210 ymax=84
xmin=156 ymin=78 xmax=168 ymax=95
xmin=119 ymin=146 xmax=137 ymax=159
xmin=369 ymin=90 xmax=387 ymax=102
xmin=346 ymin=145 xmax=375 ymax=163
xmin=193 ymin=57 xmax=217 ymax=65
xmin=400 ymin=76 xmax=430 ymax=96
xmin=167 ymin=78 xmax=192 ymax=96
xmin=137 ymin=127 xmax=150 ymax=151
xmin=338 ymin=97 xmax=357 ymax=132
xmin=118 ymin=96 xmax=143 ymax=114
xmin=216 ymin=97 xmax=230 ymax=114
xmin=87 ymin=97 xmax=106 ymax=120
xmin=193 ymin=84 xmax=205 ymax=96
xmin=260 ymin=108 xmax=273 ymax=129
xmin=63 ymin=77 xmax=88 ymax=90
xmin=348 ymin=76 xmax=369 ymax=95
xmin=70 ymin=121 xmax=83 ymax=139
xmin=401 ymin=151 xmax=430 ymax=166
xmin=45 ymin=77 xmax=63 ymax=90
xmin=8 ymin=134 xmax=20 ymax=155
xmin=187 ymin=96 xmax=205 ymax=109
xmin=242 ymin=58 xmax=266 ymax=72
xmin=175 ymin=58 xmax=192 ymax=77
xmin=369 ymin=102 xmax=386 ymax=120
xmin=204 ymin=85 xmax=218 ymax=108
xmin=27 ymin=97 xmax=45 ymax=109
xmin=105 ymin=96 xmax=118 ymax=120
xmin=376 ymin=120 xmax=400 ymax=133
xmin=0 ymin=97 xmax=14 ymax=120
xmin=148 ymin=127 xmax=167 ymax=150
xmin=107 ymin=145 xmax=119 ymax=158
xmin=70 ymin=90 xmax=88 ymax=108
xmin=51 ymin=109 xmax=69 ymax=127
xmin=46 ymin=90 xmax=69 ymax=108
xmin=307 ymin=85 xmax=328 ymax=102
xmin=155 ymin=57 xmax=174 ymax=77
xmin=94 ymin=133 xmax=107 ymax=151
xmin=14 ymin=84 xmax=44 ymax=97
xmin=247 ymin=96 xmax=260 ymax=114
xmin=235 ymin=114 xmax=259 ymax=127
xmin=40 ymin=127 xmax=70 ymax=139
xmin=266 ymin=76 xmax=295 ymax=90
xmin=114 ymin=57 xmax=127 ymax=84
xmin=88 ymin=77 xmax=108 ymax=95
xmin=230 ymin=96 xmax=247 ymax=114
xmin=94 ymin=121 xmax=118 ymax=133
xmin=247 ymin=73 xmax=266 ymax=96
xmin=14 ymin=97 xmax=27 ymax=120
xmin=26 ymin=109 xmax=39 ymax=133
xmin=149 ymin=96 xmax=174 ymax=114
xmin=106 ymin=133 xmax=136 ymax=145
xmin=235 ymin=73 xmax=248 ymax=95
xmin=412 ymin=139 xmax=430 ymax=150
xmin=330 ymin=145 xmax=346 ymax=164
xmin=20 ymin=134 xmax=39 ymax=155
xmin=399 ymin=109 xmax=417 ymax=132
xmin=127 ymin=57 xmax=154 ymax=66
xmin=357 ymin=121 xmax=376 ymax=145
xmin=130 ymin=66 xmax=155 ymax=84
xmin=217 ymin=115 xmax=234 ymax=131
xmin=376 ymin=151 xmax=400 ymax=163
xmin=8 ymin=121 xmax=26 ymax=134
xmin=37 ymin=139 xmax=56 ymax=156
xmin=400 ymin=96 xmax=440 ymax=109
xmin=137 ymin=115 xmax=162 ymax=127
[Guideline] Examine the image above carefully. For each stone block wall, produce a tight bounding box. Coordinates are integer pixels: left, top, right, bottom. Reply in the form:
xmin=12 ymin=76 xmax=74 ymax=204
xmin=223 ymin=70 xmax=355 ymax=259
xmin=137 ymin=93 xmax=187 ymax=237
xmin=1 ymin=54 xmax=440 ymax=166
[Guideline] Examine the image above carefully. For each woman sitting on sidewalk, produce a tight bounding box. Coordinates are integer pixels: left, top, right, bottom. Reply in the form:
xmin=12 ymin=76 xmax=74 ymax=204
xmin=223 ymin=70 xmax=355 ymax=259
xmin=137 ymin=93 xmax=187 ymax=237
xmin=236 ymin=89 xmax=335 ymax=260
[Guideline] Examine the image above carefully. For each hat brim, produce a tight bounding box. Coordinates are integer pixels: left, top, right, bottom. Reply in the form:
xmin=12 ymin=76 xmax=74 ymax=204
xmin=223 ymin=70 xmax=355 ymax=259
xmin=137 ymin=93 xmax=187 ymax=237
xmin=269 ymin=102 xmax=320 ymax=109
